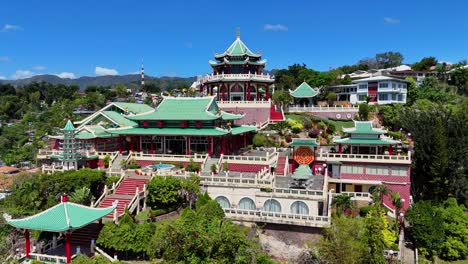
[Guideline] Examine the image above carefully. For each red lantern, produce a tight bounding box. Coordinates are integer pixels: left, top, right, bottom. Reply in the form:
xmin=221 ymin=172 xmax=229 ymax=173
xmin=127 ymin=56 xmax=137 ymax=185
xmin=180 ymin=121 xmax=187 ymax=128
xmin=196 ymin=121 xmax=202 ymax=128
xmin=142 ymin=121 xmax=148 ymax=128
xmin=157 ymin=121 xmax=164 ymax=128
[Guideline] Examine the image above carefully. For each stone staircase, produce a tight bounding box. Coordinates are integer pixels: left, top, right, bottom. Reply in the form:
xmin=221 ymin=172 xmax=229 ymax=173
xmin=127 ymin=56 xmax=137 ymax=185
xmin=110 ymin=154 xmax=126 ymax=170
xmin=270 ymin=104 xmax=284 ymax=122
xmin=275 ymin=156 xmax=287 ymax=176
xmin=98 ymin=175 xmax=150 ymax=219
xmin=202 ymin=157 xmax=220 ymax=173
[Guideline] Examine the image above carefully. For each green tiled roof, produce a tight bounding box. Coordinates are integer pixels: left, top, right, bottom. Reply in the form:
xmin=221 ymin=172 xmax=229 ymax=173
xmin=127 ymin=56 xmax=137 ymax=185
xmin=216 ymin=37 xmax=260 ymax=58
xmin=76 ymin=131 xmax=95 ymax=139
xmin=63 ymin=120 xmax=75 ymax=131
xmin=334 ymin=138 xmax=400 ymax=145
xmin=112 ymin=102 xmax=153 ymax=114
xmin=109 ymin=127 xmax=229 ymax=136
xmin=221 ymin=111 xmax=244 ymax=120
xmin=4 ymin=202 xmax=115 ymax=232
xmin=128 ymin=97 xmax=221 ymax=121
xmin=230 ymin=125 xmax=256 ymax=135
xmin=291 ymin=165 xmax=312 ymax=180
xmin=343 ymin=121 xmax=386 ymax=135
xmin=102 ymin=111 xmax=137 ymax=127
xmin=289 ymin=82 xmax=318 ymax=98
xmin=290 ymin=138 xmax=319 ymax=147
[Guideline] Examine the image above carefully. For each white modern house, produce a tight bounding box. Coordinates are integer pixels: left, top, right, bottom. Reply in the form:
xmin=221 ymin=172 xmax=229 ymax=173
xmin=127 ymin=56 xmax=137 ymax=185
xmin=328 ymin=76 xmax=409 ymax=104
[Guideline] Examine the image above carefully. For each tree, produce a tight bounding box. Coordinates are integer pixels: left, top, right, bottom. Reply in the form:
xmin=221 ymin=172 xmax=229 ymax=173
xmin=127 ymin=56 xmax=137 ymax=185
xmin=68 ymin=187 xmax=92 ymax=205
xmin=319 ymin=216 xmax=368 ymax=264
xmin=326 ymin=92 xmax=337 ymax=106
xmin=358 ymin=103 xmax=370 ymax=120
xmin=114 ymin=84 xmax=128 ymax=98
xmin=375 ymin=51 xmax=404 ymax=68
xmin=412 ymin=56 xmax=438 ymax=71
xmin=405 ymin=77 xmax=418 ymax=106
xmin=364 ymin=204 xmax=396 ymax=264
xmin=272 ymin=90 xmax=292 ymax=107
xmin=147 ymin=176 xmax=184 ymax=210
xmin=331 ymin=194 xmax=353 ymax=216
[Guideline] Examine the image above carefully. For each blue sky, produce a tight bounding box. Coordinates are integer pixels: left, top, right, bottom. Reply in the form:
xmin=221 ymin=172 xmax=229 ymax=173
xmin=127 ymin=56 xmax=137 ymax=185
xmin=0 ymin=0 xmax=467 ymax=79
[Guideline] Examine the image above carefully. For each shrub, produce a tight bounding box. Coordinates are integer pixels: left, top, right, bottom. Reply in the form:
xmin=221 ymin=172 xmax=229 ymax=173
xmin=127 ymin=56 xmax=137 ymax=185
xmin=358 ymin=103 xmax=370 ymax=120
xmin=127 ymin=163 xmax=141 ymax=169
xmin=327 ymin=122 xmax=337 ymax=134
xmin=359 ymin=205 xmax=372 ymax=217
xmin=318 ymin=121 xmax=326 ymax=129
xmin=388 ymin=131 xmax=404 ymax=140
xmin=253 ymin=134 xmax=269 ymax=147
xmin=223 ymin=161 xmax=229 ymax=171
xmin=105 ymin=176 xmax=120 ymax=189
xmin=210 ymin=164 xmax=217 ymax=172
xmin=185 ymin=158 xmax=201 ymax=172
xmin=308 ymin=128 xmax=321 ymax=138
xmin=303 ymin=119 xmax=314 ymax=130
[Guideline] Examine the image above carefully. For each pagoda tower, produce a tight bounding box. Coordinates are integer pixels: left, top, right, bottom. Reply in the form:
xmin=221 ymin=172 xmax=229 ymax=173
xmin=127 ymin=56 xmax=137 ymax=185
xmin=197 ymin=30 xmax=274 ymax=101
xmin=59 ymin=120 xmax=81 ymax=170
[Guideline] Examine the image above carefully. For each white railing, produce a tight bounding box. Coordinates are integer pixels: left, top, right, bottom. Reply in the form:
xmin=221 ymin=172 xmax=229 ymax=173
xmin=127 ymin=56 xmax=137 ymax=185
xmin=223 ymin=209 xmax=330 ymax=227
xmin=95 ymin=246 xmax=116 ymax=262
xmin=198 ymin=72 xmax=274 ymax=84
xmin=97 ymin=151 xmax=117 ymax=159
xmin=41 ymin=165 xmax=66 ymax=174
xmin=332 ymin=192 xmax=373 ymax=200
xmin=288 ymin=105 xmax=359 ymax=113
xmin=260 ymin=188 xmax=324 ymax=198
xmin=199 ymin=175 xmax=273 ymax=188
xmin=29 ymin=253 xmax=67 ymax=264
xmin=222 ymin=153 xmax=274 ymax=164
xmin=217 ymin=154 xmax=224 ymax=172
xmin=131 ymin=152 xmax=206 ymax=162
xmin=317 ymin=151 xmax=411 ymax=164
xmin=217 ymin=99 xmax=272 ymax=106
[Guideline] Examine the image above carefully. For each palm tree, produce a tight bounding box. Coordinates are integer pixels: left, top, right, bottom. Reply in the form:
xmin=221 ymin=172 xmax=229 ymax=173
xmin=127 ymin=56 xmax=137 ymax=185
xmin=391 ymin=192 xmax=403 ymax=232
xmin=332 ymin=194 xmax=353 ymax=216
xmin=370 ymin=185 xmax=390 ymax=204
xmin=69 ymin=187 xmax=92 ymax=205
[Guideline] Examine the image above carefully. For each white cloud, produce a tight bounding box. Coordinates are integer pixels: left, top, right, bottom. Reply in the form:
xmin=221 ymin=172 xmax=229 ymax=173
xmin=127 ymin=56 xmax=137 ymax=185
xmin=33 ymin=65 xmax=46 ymax=70
xmin=11 ymin=70 xmax=36 ymax=79
xmin=55 ymin=72 xmax=76 ymax=79
xmin=1 ymin=24 xmax=22 ymax=32
xmin=95 ymin=66 xmax=118 ymax=76
xmin=384 ymin=17 xmax=400 ymax=24
xmin=0 ymin=56 xmax=10 ymax=62
xmin=263 ymin=24 xmax=288 ymax=31
xmin=0 ymin=76 xmax=6 ymax=80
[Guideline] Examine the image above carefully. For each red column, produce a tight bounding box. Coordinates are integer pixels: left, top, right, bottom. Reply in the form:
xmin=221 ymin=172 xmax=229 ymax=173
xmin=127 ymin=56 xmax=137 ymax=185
xmin=130 ymin=136 xmax=134 ymax=152
xmin=150 ymin=136 xmax=154 ymax=154
xmin=237 ymin=135 xmax=241 ymax=151
xmin=119 ymin=136 xmax=122 ymax=154
xmin=244 ymin=134 xmax=247 ymax=148
xmin=66 ymin=232 xmax=71 ymax=264
xmin=25 ymin=230 xmax=30 ymax=258
xmin=220 ymin=137 xmax=225 ymax=155
xmin=389 ymin=145 xmax=393 ymax=155
xmin=266 ymin=85 xmax=270 ymax=100
xmin=247 ymin=87 xmax=251 ymax=101
xmin=138 ymin=136 xmax=142 ymax=152
xmin=338 ymin=144 xmax=342 ymax=154
xmin=207 ymin=136 xmax=211 ymax=156
xmin=186 ymin=137 xmax=190 ymax=155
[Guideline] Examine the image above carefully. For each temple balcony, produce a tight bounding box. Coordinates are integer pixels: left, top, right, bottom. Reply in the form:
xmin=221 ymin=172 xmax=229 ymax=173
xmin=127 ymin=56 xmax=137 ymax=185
xmin=316 ymin=150 xmax=411 ymax=164
xmin=196 ymin=72 xmax=274 ymax=85
xmin=223 ymin=208 xmax=330 ymax=227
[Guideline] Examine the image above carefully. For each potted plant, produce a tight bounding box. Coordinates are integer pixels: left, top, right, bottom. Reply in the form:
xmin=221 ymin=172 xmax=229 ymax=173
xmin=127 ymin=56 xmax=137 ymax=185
xmin=223 ymin=161 xmax=229 ymax=172
xmin=210 ymin=164 xmax=217 ymax=174
xmin=103 ymin=154 xmax=110 ymax=168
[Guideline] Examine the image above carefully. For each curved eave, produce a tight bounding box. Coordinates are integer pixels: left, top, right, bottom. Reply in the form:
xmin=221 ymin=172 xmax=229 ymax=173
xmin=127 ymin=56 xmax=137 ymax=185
xmin=203 ymin=77 xmax=275 ymax=83
xmin=230 ymin=125 xmax=257 ymax=135
xmin=4 ymin=203 xmax=116 ymax=232
xmin=221 ymin=111 xmax=245 ymax=120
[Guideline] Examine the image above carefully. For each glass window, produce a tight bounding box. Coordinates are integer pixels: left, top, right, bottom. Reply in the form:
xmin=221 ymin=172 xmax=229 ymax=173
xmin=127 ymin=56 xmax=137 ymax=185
xmin=263 ymin=199 xmax=281 ymax=212
xmin=359 ymin=84 xmax=367 ymax=89
xmin=290 ymin=201 xmax=309 ymax=215
xmin=392 ymin=166 xmax=407 ymax=176
xmin=392 ymin=83 xmax=396 ymax=88
xmin=238 ymin=197 xmax=256 ymax=210
xmin=379 ymin=82 xmax=389 ymax=88
xmin=379 ymin=94 xmax=388 ymax=101
xmin=358 ymin=95 xmax=367 ymax=101
xmin=215 ymin=196 xmax=230 ymax=209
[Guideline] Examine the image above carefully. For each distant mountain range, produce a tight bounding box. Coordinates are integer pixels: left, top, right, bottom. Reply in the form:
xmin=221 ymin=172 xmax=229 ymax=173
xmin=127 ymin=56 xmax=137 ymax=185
xmin=0 ymin=74 xmax=197 ymax=90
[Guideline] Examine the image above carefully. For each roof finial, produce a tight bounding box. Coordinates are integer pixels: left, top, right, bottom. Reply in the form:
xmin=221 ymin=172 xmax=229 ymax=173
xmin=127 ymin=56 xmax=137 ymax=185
xmin=236 ymin=27 xmax=240 ymax=39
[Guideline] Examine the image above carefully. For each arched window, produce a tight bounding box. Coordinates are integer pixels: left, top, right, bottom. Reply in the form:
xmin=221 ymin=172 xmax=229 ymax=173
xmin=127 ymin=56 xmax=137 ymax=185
xmin=215 ymin=196 xmax=230 ymax=209
xmin=238 ymin=197 xmax=256 ymax=210
xmin=290 ymin=201 xmax=309 ymax=215
xmin=231 ymin=85 xmax=244 ymax=93
xmin=263 ymin=199 xmax=281 ymax=212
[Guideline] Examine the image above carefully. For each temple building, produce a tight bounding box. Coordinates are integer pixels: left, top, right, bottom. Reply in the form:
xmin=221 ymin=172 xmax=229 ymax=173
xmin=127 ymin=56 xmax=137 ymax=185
xmin=289 ymin=81 xmax=319 ymax=106
xmin=195 ymin=32 xmax=275 ymax=102
xmin=315 ymin=121 xmax=411 ymax=212
xmin=40 ymin=96 xmax=257 ymax=170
